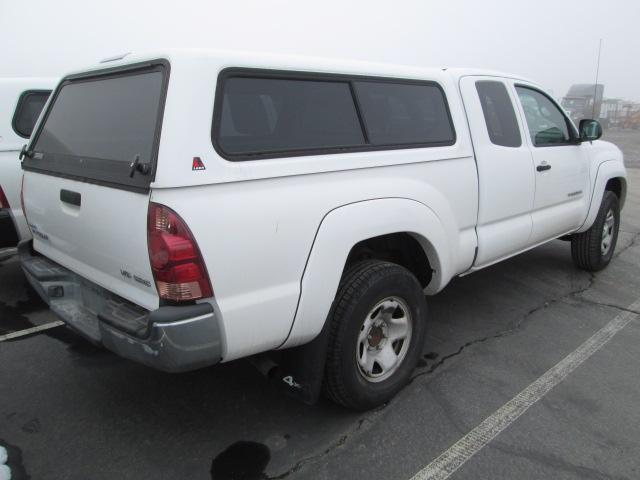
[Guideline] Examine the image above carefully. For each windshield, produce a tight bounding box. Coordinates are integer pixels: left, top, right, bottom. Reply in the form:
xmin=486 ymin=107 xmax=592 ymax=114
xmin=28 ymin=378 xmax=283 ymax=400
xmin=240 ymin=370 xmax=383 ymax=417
xmin=24 ymin=62 xmax=168 ymax=192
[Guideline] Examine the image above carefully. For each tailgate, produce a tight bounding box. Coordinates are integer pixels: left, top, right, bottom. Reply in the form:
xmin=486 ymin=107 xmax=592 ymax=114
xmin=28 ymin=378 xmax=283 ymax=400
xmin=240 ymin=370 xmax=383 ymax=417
xmin=21 ymin=61 xmax=169 ymax=310
xmin=23 ymin=173 xmax=157 ymax=309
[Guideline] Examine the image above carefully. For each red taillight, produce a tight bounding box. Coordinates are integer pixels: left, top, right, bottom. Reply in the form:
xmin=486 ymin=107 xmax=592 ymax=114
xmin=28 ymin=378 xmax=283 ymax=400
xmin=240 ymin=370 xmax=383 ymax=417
xmin=147 ymin=202 xmax=213 ymax=302
xmin=0 ymin=186 xmax=9 ymax=209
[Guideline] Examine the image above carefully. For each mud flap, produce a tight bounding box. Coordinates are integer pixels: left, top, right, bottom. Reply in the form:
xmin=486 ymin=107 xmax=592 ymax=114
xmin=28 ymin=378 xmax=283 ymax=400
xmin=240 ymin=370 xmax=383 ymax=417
xmin=269 ymin=320 xmax=332 ymax=405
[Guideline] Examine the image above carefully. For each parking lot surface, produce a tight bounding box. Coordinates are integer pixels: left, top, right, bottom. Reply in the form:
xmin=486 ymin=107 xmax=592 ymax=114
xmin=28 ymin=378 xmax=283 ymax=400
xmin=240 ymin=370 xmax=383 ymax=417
xmin=604 ymin=128 xmax=640 ymax=169
xmin=1 ymin=130 xmax=639 ymax=480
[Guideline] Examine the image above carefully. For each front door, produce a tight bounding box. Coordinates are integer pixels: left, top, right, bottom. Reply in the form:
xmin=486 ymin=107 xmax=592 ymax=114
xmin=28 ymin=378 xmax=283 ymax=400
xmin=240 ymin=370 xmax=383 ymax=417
xmin=513 ymin=85 xmax=591 ymax=244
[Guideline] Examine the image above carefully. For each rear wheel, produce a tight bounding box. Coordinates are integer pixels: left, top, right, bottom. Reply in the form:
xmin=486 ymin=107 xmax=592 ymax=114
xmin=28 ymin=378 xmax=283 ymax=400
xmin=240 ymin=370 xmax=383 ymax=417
xmin=571 ymin=191 xmax=620 ymax=271
xmin=323 ymin=260 xmax=427 ymax=410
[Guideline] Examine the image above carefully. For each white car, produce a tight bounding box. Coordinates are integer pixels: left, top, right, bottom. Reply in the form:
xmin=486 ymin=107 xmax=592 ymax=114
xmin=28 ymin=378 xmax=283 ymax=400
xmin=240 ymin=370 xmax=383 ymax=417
xmin=19 ymin=51 xmax=626 ymax=409
xmin=0 ymin=78 xmax=54 ymax=259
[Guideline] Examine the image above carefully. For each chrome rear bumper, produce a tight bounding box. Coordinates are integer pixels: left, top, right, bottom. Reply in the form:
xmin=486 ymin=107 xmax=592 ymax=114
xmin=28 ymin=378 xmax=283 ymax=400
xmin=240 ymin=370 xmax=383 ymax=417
xmin=19 ymin=240 xmax=223 ymax=372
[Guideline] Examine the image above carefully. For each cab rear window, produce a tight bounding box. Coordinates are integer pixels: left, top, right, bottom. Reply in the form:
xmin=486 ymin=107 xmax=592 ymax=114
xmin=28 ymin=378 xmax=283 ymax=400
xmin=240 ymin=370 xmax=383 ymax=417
xmin=24 ymin=62 xmax=168 ymax=192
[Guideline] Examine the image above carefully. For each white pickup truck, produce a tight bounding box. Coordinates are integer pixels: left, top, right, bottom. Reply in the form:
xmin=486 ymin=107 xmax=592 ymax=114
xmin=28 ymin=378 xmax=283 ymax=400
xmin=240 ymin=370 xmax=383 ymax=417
xmin=0 ymin=78 xmax=53 ymax=259
xmin=19 ymin=51 xmax=626 ymax=410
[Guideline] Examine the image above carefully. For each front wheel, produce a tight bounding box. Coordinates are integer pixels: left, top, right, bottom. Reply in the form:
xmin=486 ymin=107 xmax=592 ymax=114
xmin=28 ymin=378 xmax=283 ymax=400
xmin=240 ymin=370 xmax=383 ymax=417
xmin=323 ymin=260 xmax=428 ymax=410
xmin=571 ymin=191 xmax=620 ymax=271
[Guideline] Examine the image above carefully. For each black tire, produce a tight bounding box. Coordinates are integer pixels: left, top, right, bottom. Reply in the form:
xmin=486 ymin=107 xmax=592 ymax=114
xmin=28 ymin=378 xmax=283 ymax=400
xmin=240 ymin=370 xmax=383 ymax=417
xmin=323 ymin=260 xmax=427 ymax=410
xmin=571 ymin=191 xmax=620 ymax=271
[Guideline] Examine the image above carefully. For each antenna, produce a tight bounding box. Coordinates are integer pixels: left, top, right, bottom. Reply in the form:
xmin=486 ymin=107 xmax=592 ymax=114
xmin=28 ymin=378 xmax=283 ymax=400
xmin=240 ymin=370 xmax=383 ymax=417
xmin=592 ymin=39 xmax=603 ymax=119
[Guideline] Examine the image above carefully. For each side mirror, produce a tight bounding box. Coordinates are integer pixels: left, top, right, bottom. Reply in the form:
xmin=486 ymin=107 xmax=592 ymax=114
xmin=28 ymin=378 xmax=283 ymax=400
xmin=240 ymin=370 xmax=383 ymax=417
xmin=579 ymin=119 xmax=602 ymax=142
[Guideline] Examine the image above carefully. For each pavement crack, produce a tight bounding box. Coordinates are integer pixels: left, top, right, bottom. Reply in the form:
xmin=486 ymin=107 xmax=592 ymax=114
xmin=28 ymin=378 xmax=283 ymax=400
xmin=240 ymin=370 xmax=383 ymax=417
xmin=567 ymin=297 xmax=640 ymax=316
xmin=410 ymin=230 xmax=640 ymax=382
xmin=615 ymin=230 xmax=640 ymax=258
xmin=412 ymin=271 xmax=599 ymax=381
xmin=413 ymin=333 xmax=503 ymax=379
xmin=410 ymin=301 xmax=547 ymax=380
xmin=268 ymin=415 xmax=378 ymax=479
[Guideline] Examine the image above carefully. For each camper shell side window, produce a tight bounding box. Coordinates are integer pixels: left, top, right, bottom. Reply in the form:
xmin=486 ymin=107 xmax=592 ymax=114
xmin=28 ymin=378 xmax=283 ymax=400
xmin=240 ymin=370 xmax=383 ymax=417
xmin=212 ymin=69 xmax=456 ymax=161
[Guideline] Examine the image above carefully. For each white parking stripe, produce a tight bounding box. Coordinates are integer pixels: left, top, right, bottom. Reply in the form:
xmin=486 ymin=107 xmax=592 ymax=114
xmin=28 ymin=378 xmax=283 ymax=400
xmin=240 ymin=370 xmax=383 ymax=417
xmin=0 ymin=320 xmax=64 ymax=342
xmin=410 ymin=299 xmax=640 ymax=480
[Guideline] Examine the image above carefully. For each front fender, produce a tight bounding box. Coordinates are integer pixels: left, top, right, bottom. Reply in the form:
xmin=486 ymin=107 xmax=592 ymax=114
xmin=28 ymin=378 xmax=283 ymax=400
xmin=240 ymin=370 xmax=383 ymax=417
xmin=576 ymin=159 xmax=627 ymax=233
xmin=280 ymin=198 xmax=451 ymax=349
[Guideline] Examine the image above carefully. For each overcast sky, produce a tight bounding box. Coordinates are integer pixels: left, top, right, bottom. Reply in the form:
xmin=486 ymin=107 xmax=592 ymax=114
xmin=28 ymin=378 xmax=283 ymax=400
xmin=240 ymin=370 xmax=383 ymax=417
xmin=1 ymin=0 xmax=639 ymax=101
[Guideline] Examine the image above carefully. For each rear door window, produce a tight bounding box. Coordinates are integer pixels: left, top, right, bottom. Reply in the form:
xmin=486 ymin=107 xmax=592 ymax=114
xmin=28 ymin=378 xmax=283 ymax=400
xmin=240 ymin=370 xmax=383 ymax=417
xmin=25 ymin=63 xmax=168 ymax=192
xmin=353 ymin=81 xmax=455 ymax=146
xmin=217 ymin=77 xmax=365 ymax=157
xmin=475 ymin=81 xmax=522 ymax=147
xmin=12 ymin=90 xmax=51 ymax=138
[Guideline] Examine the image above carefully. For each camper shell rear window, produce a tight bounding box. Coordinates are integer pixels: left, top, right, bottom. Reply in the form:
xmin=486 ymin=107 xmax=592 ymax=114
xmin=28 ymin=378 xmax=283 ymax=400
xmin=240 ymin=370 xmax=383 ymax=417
xmin=23 ymin=61 xmax=169 ymax=192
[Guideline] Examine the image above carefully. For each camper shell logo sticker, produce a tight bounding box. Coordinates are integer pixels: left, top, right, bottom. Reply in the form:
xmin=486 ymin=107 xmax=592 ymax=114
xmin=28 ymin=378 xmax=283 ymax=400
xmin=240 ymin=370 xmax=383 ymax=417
xmin=192 ymin=157 xmax=206 ymax=171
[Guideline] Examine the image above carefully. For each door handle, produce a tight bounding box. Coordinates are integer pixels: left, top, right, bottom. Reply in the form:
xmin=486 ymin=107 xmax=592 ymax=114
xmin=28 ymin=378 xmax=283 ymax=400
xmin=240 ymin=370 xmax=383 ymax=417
xmin=536 ymin=162 xmax=552 ymax=172
xmin=60 ymin=189 xmax=81 ymax=207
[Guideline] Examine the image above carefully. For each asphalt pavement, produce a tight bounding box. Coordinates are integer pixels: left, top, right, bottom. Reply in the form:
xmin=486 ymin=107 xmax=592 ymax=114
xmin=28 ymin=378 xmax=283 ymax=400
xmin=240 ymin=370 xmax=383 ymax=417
xmin=1 ymin=130 xmax=639 ymax=480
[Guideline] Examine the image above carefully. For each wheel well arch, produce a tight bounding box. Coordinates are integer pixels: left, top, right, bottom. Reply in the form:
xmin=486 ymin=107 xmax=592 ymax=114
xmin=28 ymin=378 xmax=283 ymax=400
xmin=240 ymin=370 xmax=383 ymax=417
xmin=605 ymin=177 xmax=626 ymax=207
xmin=282 ymin=198 xmax=450 ymax=350
xmin=344 ymin=232 xmax=433 ymax=288
xmin=577 ymin=162 xmax=627 ymax=234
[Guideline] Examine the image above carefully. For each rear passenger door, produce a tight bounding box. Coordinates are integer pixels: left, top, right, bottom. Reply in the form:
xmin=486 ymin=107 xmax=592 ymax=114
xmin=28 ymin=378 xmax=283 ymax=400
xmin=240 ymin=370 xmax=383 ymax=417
xmin=513 ymin=85 xmax=591 ymax=243
xmin=460 ymin=76 xmax=535 ymax=267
